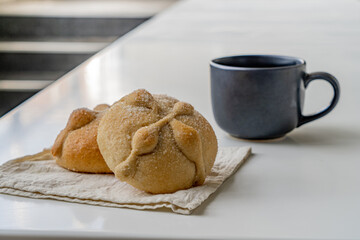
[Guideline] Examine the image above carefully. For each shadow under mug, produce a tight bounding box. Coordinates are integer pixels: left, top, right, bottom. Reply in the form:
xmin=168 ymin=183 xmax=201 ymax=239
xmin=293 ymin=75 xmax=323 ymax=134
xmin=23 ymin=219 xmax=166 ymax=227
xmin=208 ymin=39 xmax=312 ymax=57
xmin=210 ymin=55 xmax=340 ymax=140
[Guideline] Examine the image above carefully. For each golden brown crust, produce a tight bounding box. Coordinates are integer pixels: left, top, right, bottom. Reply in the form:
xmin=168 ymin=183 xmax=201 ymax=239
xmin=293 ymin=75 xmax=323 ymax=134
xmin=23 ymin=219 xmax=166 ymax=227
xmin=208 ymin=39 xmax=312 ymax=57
xmin=51 ymin=104 xmax=112 ymax=173
xmin=97 ymin=89 xmax=218 ymax=193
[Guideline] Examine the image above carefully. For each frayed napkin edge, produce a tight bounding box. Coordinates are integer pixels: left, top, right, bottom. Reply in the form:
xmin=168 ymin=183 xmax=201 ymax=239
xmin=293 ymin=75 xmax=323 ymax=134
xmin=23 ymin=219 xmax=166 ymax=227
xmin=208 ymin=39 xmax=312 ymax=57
xmin=0 ymin=146 xmax=252 ymax=215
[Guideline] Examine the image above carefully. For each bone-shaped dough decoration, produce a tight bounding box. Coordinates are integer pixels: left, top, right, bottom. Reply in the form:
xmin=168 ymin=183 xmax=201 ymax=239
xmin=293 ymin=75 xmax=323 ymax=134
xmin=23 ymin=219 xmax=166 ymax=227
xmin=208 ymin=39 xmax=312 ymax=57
xmin=115 ymin=101 xmax=206 ymax=185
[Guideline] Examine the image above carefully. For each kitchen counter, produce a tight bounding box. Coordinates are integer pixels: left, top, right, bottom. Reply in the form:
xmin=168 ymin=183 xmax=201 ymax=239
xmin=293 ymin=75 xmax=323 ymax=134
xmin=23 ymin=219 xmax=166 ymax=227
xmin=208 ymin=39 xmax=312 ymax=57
xmin=1 ymin=0 xmax=360 ymax=239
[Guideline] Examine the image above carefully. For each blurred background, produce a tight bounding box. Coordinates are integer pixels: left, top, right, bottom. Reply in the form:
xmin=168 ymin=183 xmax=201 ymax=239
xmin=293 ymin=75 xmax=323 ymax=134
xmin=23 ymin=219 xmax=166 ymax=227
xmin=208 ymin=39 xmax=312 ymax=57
xmin=0 ymin=0 xmax=177 ymax=117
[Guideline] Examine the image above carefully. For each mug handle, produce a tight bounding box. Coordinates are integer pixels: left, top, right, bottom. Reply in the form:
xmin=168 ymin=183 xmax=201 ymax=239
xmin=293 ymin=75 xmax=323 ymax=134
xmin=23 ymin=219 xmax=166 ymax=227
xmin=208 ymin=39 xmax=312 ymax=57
xmin=297 ymin=72 xmax=340 ymax=127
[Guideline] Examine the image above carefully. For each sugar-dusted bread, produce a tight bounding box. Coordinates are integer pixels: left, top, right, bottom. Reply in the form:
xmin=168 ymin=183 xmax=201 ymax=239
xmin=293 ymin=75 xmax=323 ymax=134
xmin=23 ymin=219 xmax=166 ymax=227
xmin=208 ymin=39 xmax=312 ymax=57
xmin=97 ymin=89 xmax=218 ymax=193
xmin=51 ymin=104 xmax=112 ymax=173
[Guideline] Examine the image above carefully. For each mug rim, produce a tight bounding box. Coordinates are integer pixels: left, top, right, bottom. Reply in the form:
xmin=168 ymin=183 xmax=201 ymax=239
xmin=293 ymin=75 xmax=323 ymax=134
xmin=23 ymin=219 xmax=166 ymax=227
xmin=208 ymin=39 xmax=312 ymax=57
xmin=210 ymin=54 xmax=306 ymax=71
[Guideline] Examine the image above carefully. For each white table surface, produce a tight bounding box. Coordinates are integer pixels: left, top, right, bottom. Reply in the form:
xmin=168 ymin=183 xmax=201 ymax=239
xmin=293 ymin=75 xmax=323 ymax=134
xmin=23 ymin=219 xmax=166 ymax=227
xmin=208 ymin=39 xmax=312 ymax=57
xmin=1 ymin=0 xmax=360 ymax=239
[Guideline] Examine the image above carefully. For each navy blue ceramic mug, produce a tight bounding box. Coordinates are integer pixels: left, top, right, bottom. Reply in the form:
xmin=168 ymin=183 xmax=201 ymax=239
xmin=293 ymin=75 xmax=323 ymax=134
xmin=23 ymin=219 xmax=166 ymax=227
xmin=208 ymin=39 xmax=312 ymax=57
xmin=210 ymin=55 xmax=340 ymax=140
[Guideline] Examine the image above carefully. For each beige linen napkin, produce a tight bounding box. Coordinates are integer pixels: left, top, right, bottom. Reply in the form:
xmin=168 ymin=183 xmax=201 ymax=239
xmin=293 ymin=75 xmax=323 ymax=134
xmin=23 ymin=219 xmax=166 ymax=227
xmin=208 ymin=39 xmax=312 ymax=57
xmin=0 ymin=146 xmax=251 ymax=214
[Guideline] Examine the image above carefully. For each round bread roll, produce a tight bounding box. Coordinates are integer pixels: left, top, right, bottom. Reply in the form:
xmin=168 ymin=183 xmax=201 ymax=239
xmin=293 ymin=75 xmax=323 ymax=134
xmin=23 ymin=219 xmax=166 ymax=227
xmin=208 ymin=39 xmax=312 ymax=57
xmin=97 ymin=89 xmax=218 ymax=194
xmin=51 ymin=104 xmax=112 ymax=173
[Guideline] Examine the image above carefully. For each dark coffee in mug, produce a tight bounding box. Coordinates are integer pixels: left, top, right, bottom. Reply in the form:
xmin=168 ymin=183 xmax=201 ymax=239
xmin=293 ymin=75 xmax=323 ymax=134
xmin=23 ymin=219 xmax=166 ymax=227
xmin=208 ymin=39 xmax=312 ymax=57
xmin=210 ymin=55 xmax=340 ymax=140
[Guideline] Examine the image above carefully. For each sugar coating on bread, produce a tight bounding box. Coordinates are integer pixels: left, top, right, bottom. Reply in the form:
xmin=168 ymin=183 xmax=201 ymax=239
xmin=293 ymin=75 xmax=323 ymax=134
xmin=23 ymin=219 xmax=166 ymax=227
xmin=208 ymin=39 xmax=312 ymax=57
xmin=51 ymin=104 xmax=112 ymax=173
xmin=97 ymin=89 xmax=218 ymax=193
